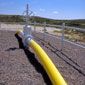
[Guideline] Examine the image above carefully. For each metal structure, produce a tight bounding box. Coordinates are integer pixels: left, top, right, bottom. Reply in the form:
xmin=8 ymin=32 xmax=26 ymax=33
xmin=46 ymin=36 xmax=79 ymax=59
xmin=22 ymin=4 xmax=34 ymax=25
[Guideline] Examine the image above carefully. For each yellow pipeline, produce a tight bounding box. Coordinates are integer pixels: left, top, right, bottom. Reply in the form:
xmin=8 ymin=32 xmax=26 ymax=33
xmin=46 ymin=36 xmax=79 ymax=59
xmin=16 ymin=30 xmax=67 ymax=85
xmin=28 ymin=39 xmax=67 ymax=85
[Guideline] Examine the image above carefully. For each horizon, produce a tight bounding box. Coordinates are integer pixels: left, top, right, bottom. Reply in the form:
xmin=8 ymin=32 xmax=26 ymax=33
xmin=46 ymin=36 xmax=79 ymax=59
xmin=0 ymin=14 xmax=85 ymax=20
xmin=0 ymin=0 xmax=85 ymax=20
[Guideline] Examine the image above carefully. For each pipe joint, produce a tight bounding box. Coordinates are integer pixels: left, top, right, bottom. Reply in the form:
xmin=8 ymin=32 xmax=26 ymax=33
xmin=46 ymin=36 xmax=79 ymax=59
xmin=23 ymin=25 xmax=33 ymax=47
xmin=23 ymin=34 xmax=32 ymax=47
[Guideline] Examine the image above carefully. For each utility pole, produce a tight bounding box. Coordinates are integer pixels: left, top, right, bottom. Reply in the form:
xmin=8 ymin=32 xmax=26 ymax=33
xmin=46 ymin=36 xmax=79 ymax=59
xmin=23 ymin=4 xmax=32 ymax=39
xmin=26 ymin=4 xmax=29 ymax=25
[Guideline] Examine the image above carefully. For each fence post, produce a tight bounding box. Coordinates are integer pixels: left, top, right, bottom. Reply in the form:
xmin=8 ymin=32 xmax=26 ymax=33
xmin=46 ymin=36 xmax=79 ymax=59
xmin=44 ymin=22 xmax=46 ymax=32
xmin=34 ymin=21 xmax=36 ymax=32
xmin=0 ymin=22 xmax=1 ymax=28
xmin=43 ymin=22 xmax=46 ymax=41
xmin=61 ymin=23 xmax=65 ymax=51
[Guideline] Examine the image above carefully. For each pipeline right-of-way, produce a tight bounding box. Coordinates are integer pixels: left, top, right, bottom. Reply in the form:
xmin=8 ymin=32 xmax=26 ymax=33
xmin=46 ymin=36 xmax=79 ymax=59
xmin=16 ymin=25 xmax=67 ymax=85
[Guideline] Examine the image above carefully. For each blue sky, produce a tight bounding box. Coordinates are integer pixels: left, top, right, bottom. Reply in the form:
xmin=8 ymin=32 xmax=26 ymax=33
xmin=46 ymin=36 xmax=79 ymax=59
xmin=0 ymin=0 xmax=85 ymax=19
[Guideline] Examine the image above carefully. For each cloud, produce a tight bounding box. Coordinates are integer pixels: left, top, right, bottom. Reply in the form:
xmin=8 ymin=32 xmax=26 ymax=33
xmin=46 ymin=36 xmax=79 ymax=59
xmin=39 ymin=8 xmax=45 ymax=12
xmin=53 ymin=11 xmax=59 ymax=14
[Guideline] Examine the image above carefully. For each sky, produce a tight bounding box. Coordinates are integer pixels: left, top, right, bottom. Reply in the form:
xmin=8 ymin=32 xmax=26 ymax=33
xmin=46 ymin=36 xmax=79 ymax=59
xmin=0 ymin=0 xmax=85 ymax=19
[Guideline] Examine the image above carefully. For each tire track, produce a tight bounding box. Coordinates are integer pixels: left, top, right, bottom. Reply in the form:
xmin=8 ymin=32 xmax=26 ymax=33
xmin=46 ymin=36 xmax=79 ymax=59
xmin=33 ymin=33 xmax=85 ymax=77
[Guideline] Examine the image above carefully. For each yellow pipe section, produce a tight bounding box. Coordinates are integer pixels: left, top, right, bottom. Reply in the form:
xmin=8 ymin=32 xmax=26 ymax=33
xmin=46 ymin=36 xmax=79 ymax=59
xmin=29 ymin=39 xmax=67 ymax=85
xmin=16 ymin=30 xmax=67 ymax=85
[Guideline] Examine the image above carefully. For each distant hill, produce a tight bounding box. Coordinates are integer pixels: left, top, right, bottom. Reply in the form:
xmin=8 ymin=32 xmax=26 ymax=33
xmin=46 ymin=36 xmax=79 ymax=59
xmin=0 ymin=14 xmax=85 ymax=28
xmin=31 ymin=16 xmax=85 ymax=28
xmin=0 ymin=15 xmax=24 ymax=22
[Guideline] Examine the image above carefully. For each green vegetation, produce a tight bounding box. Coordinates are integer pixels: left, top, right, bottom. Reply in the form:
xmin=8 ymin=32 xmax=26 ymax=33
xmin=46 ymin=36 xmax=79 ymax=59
xmin=31 ymin=16 xmax=85 ymax=28
xmin=53 ymin=30 xmax=61 ymax=33
xmin=0 ymin=14 xmax=85 ymax=28
xmin=53 ymin=29 xmax=85 ymax=42
xmin=0 ymin=15 xmax=24 ymax=22
xmin=64 ymin=30 xmax=85 ymax=42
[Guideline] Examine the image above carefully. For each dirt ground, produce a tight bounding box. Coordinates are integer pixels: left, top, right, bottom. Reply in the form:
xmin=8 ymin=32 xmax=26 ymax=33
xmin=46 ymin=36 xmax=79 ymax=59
xmin=0 ymin=30 xmax=85 ymax=85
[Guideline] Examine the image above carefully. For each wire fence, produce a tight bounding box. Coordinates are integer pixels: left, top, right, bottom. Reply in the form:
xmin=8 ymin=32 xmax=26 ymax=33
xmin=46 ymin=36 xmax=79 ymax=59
xmin=31 ymin=22 xmax=85 ymax=73
xmin=0 ymin=21 xmax=85 ymax=48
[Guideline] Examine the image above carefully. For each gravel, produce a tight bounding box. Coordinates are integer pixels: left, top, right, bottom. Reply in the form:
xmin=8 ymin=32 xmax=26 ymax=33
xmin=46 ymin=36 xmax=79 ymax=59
xmin=33 ymin=32 xmax=85 ymax=85
xmin=0 ymin=30 xmax=51 ymax=85
xmin=0 ymin=30 xmax=85 ymax=85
